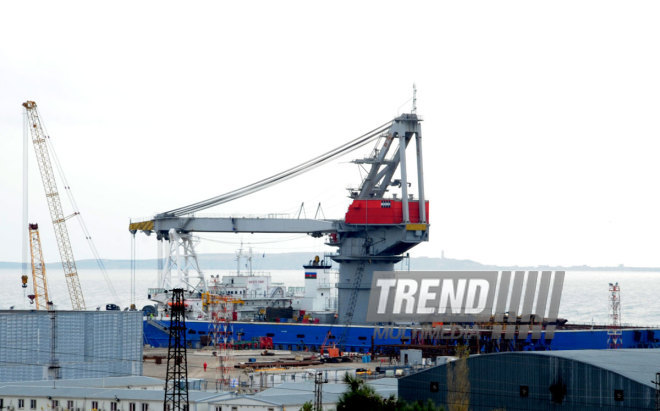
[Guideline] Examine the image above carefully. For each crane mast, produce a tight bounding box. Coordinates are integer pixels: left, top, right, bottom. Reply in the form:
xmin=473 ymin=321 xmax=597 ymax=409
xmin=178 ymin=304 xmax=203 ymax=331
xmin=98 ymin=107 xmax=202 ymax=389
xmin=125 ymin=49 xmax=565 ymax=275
xmin=23 ymin=101 xmax=86 ymax=310
xmin=28 ymin=223 xmax=51 ymax=310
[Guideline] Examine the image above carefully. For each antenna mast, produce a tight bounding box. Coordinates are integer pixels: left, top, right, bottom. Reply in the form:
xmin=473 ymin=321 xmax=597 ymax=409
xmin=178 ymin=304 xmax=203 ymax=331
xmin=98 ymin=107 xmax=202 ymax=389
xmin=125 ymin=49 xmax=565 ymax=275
xmin=412 ymin=83 xmax=417 ymax=114
xmin=607 ymin=282 xmax=622 ymax=349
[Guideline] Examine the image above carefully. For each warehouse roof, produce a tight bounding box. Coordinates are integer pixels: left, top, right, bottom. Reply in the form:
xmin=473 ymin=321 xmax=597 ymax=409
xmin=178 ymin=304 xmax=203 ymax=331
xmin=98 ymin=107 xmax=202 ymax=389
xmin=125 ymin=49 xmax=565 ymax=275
xmin=0 ymin=386 xmax=229 ymax=402
xmin=1 ymin=376 xmax=164 ymax=389
xmin=250 ymin=377 xmax=398 ymax=406
xmin=0 ymin=377 xmax=398 ymax=406
xmin=527 ymin=348 xmax=660 ymax=388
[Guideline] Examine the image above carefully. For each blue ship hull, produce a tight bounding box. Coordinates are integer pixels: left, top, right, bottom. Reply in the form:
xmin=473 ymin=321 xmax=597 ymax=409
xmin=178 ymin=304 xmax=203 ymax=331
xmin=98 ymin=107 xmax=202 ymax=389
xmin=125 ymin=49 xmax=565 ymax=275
xmin=143 ymin=319 xmax=660 ymax=352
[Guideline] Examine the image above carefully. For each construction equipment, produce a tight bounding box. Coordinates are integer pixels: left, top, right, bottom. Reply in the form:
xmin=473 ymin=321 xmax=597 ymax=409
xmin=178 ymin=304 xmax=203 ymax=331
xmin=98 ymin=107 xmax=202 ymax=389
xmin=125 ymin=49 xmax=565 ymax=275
xmin=130 ymin=109 xmax=428 ymax=325
xmin=23 ymin=101 xmax=85 ymax=310
xmin=319 ymin=330 xmax=339 ymax=358
xmin=28 ymin=223 xmax=51 ymax=310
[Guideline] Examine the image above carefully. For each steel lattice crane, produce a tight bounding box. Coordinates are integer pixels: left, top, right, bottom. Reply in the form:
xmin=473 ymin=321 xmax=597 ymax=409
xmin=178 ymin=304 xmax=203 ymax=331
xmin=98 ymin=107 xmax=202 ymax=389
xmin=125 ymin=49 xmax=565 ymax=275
xmin=23 ymin=101 xmax=86 ymax=310
xmin=28 ymin=223 xmax=51 ymax=310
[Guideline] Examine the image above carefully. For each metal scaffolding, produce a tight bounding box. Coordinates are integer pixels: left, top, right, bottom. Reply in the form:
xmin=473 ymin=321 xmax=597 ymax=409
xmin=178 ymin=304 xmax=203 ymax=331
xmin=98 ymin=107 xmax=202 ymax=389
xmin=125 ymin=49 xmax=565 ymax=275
xmin=607 ymin=282 xmax=622 ymax=349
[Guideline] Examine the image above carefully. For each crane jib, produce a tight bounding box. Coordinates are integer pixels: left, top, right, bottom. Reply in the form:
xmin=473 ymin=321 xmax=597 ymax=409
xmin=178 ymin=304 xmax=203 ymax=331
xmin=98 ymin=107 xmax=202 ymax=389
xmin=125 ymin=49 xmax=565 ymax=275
xmin=23 ymin=100 xmax=86 ymax=311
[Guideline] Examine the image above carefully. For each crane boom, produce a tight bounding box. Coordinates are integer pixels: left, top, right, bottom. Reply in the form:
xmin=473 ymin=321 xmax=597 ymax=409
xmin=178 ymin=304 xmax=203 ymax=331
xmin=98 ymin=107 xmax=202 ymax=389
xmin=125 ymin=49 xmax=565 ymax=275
xmin=130 ymin=216 xmax=336 ymax=236
xmin=28 ymin=223 xmax=51 ymax=310
xmin=23 ymin=101 xmax=86 ymax=310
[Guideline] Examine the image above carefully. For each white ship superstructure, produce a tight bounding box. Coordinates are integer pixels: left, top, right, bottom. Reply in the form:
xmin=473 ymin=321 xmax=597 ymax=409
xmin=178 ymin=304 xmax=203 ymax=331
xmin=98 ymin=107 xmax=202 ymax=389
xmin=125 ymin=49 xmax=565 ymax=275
xmin=292 ymin=256 xmax=338 ymax=315
xmin=149 ymin=247 xmax=338 ymax=322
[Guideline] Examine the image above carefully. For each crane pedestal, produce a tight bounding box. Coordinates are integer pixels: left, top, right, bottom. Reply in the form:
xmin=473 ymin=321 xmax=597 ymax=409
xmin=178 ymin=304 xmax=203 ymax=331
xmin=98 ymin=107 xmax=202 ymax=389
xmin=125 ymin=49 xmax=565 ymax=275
xmin=333 ymin=258 xmax=400 ymax=325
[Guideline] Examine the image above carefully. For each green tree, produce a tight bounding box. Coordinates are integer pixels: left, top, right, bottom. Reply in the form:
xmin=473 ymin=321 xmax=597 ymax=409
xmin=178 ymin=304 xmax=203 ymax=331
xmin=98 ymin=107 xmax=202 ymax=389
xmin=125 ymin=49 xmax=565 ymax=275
xmin=337 ymin=373 xmax=444 ymax=411
xmin=299 ymin=401 xmax=313 ymax=411
xmin=337 ymin=373 xmax=387 ymax=410
xmin=397 ymin=398 xmax=445 ymax=411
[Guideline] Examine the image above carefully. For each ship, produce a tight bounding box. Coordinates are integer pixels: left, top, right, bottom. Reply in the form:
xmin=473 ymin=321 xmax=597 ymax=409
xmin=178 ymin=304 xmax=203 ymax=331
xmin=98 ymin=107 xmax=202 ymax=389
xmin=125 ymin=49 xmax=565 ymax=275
xmin=142 ymin=254 xmax=660 ymax=355
xmin=131 ymin=109 xmax=660 ymax=356
xmin=143 ymin=268 xmax=660 ymax=355
xmin=146 ymin=245 xmax=338 ymax=323
xmin=143 ymin=317 xmax=660 ymax=353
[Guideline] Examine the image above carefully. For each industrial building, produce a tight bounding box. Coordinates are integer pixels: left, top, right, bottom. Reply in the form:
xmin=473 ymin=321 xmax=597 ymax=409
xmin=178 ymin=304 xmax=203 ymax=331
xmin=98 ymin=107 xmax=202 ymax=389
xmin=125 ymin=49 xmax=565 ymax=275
xmin=398 ymin=349 xmax=660 ymax=410
xmin=0 ymin=376 xmax=398 ymax=411
xmin=0 ymin=310 xmax=142 ymax=382
xmin=0 ymin=384 xmax=223 ymax=411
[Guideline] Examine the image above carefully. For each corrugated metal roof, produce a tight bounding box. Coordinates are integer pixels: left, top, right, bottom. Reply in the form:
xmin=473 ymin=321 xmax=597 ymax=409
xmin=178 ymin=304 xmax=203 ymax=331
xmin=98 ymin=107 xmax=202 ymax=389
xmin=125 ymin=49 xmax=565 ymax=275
xmin=0 ymin=386 xmax=230 ymax=402
xmin=523 ymin=348 xmax=660 ymax=388
xmin=0 ymin=377 xmax=399 ymax=406
xmin=251 ymin=377 xmax=399 ymax=406
xmin=255 ymin=393 xmax=317 ymax=406
xmin=1 ymin=376 xmax=163 ymax=388
xmin=213 ymin=396 xmax=290 ymax=407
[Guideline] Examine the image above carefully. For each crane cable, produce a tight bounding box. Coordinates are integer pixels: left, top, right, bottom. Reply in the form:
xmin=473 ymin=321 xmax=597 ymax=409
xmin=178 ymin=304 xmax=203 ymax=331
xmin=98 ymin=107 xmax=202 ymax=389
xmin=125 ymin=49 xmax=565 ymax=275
xmin=161 ymin=120 xmax=392 ymax=216
xmin=43 ymin=128 xmax=121 ymax=306
xmin=160 ymin=120 xmax=394 ymax=217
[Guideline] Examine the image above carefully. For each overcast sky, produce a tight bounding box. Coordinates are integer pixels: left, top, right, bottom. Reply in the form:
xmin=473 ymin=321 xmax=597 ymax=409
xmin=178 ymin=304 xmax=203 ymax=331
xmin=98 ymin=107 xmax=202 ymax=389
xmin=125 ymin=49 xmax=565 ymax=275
xmin=1 ymin=1 xmax=660 ymax=268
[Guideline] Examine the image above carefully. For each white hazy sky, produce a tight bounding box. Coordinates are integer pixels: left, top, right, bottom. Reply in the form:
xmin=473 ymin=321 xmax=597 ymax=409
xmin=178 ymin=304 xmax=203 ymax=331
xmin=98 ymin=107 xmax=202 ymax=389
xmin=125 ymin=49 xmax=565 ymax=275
xmin=1 ymin=1 xmax=660 ymax=268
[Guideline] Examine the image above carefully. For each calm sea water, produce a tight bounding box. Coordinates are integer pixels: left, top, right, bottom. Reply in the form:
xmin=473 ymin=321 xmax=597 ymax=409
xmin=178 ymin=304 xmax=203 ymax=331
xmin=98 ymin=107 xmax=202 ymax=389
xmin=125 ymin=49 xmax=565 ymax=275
xmin=2 ymin=269 xmax=659 ymax=327
xmin=1 ymin=268 xmax=306 ymax=313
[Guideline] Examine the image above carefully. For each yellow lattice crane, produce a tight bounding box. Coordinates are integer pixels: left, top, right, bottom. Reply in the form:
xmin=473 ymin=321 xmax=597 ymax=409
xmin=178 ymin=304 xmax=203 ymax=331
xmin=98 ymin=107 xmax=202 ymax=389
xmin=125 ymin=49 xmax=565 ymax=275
xmin=23 ymin=101 xmax=86 ymax=310
xmin=28 ymin=223 xmax=51 ymax=310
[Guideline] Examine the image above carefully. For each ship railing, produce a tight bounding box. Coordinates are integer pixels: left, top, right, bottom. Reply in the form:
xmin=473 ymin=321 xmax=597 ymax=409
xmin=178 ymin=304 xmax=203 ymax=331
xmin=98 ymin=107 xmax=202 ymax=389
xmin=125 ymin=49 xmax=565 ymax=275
xmin=247 ymin=270 xmax=271 ymax=276
xmin=287 ymin=286 xmax=305 ymax=297
xmin=177 ymin=212 xmax=295 ymax=219
xmin=130 ymin=216 xmax=155 ymax=224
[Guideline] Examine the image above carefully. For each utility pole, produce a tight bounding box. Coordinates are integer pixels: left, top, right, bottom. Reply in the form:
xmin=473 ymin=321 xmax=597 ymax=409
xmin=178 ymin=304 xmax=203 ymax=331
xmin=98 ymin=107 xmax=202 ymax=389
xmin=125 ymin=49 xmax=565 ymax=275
xmin=314 ymin=371 xmax=327 ymax=411
xmin=48 ymin=310 xmax=60 ymax=380
xmin=164 ymin=289 xmax=189 ymax=410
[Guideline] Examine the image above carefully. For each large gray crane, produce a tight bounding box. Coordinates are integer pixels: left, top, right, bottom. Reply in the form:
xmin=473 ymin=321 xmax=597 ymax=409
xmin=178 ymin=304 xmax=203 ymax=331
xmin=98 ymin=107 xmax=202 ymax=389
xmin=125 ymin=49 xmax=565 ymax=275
xmin=130 ymin=113 xmax=428 ymax=324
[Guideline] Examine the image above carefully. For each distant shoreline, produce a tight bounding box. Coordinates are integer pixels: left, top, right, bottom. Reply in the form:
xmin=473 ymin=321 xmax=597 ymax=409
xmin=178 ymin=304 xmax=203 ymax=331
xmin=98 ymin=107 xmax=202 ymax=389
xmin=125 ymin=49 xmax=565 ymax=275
xmin=2 ymin=253 xmax=659 ymax=272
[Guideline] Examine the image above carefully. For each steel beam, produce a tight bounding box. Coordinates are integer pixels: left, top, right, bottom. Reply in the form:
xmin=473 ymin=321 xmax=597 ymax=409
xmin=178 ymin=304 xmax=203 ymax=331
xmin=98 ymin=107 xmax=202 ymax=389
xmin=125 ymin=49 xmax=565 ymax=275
xmin=150 ymin=217 xmax=337 ymax=235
